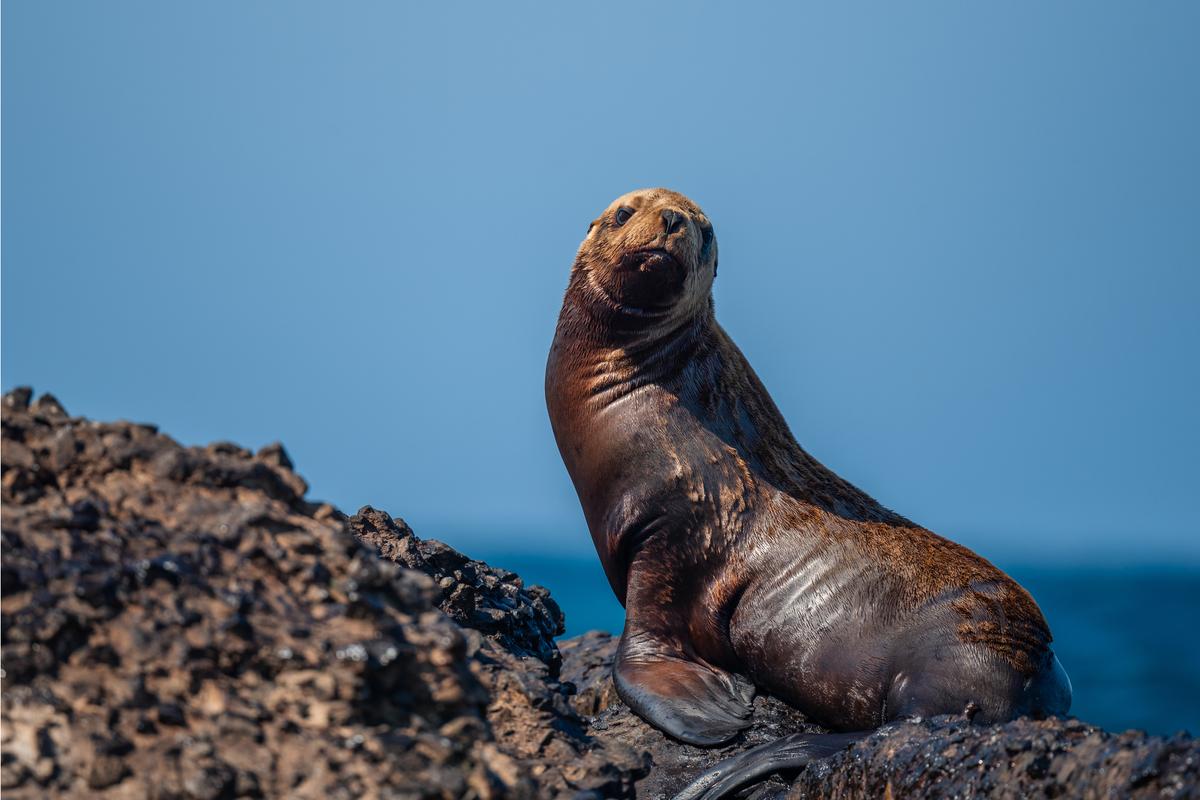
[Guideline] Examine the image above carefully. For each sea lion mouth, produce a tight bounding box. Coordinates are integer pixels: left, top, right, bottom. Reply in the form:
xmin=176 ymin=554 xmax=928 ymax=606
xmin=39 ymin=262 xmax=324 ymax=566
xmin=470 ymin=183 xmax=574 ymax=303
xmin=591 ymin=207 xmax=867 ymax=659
xmin=622 ymin=248 xmax=681 ymax=272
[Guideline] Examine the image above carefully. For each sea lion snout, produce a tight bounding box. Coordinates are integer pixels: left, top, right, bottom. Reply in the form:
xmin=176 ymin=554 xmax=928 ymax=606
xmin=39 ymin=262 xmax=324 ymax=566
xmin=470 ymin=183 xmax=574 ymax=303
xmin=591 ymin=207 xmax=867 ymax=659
xmin=654 ymin=207 xmax=701 ymax=267
xmin=662 ymin=208 xmax=687 ymax=234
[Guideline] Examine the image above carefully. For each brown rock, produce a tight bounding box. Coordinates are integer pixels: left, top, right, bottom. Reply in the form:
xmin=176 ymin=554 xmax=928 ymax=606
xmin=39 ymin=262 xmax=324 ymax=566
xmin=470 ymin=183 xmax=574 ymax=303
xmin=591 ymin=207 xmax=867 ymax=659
xmin=0 ymin=388 xmax=510 ymax=798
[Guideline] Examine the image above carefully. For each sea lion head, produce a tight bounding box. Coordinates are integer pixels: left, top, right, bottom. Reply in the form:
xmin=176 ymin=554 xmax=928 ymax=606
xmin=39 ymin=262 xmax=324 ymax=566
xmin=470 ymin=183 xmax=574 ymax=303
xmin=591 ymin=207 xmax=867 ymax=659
xmin=571 ymin=188 xmax=718 ymax=328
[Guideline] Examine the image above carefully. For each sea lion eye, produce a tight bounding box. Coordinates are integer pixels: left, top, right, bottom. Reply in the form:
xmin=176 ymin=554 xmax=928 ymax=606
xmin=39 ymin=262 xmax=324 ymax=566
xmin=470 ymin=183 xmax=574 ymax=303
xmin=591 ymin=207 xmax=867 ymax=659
xmin=615 ymin=206 xmax=635 ymax=226
xmin=701 ymin=225 xmax=714 ymax=248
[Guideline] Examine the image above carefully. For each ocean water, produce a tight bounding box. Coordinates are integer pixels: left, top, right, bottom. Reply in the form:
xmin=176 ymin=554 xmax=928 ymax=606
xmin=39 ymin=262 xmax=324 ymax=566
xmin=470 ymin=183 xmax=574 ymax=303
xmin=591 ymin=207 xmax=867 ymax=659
xmin=473 ymin=551 xmax=1200 ymax=738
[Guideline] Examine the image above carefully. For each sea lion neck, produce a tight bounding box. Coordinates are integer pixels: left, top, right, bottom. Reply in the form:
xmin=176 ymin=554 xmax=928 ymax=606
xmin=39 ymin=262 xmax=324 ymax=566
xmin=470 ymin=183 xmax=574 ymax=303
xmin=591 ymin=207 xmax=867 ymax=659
xmin=556 ymin=268 xmax=715 ymax=353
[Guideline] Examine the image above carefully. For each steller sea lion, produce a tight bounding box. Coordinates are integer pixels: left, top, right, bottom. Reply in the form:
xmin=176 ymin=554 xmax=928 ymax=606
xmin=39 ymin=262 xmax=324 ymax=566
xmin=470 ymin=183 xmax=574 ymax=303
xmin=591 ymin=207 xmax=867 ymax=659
xmin=545 ymin=188 xmax=1071 ymax=799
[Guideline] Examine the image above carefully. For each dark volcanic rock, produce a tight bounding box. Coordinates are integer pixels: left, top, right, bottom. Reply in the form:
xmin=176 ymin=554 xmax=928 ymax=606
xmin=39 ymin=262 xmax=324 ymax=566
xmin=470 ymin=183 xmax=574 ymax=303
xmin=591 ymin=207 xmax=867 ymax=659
xmin=787 ymin=716 xmax=1200 ymax=800
xmin=2 ymin=387 xmax=1196 ymax=800
xmin=348 ymin=506 xmax=647 ymax=799
xmin=558 ymin=635 xmax=1200 ymax=800
xmin=349 ymin=506 xmax=564 ymax=668
xmin=558 ymin=632 xmax=819 ymax=800
xmin=0 ymin=388 xmax=642 ymax=799
xmin=559 ymin=631 xmax=623 ymax=718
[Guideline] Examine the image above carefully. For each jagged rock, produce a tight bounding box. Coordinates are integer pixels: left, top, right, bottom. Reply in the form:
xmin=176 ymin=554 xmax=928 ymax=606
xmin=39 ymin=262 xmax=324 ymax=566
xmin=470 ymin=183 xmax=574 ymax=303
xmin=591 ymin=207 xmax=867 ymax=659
xmin=0 ymin=387 xmax=639 ymax=799
xmin=560 ymin=631 xmax=623 ymax=718
xmin=556 ymin=633 xmax=1200 ymax=799
xmin=787 ymin=716 xmax=1200 ymax=799
xmin=348 ymin=506 xmax=564 ymax=668
xmin=349 ymin=506 xmax=648 ymax=799
xmin=557 ymin=632 xmax=818 ymax=799
xmin=2 ymin=387 xmax=1196 ymax=800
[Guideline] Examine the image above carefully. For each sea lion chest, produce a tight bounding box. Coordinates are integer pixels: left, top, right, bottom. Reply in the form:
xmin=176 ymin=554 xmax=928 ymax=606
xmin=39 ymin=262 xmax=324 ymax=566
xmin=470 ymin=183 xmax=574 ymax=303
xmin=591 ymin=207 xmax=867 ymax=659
xmin=547 ymin=342 xmax=750 ymax=605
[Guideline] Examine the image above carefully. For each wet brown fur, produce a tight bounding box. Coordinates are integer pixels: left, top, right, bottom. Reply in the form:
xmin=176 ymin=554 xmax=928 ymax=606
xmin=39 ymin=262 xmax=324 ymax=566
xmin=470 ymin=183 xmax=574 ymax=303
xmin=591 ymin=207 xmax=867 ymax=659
xmin=546 ymin=189 xmax=1067 ymax=743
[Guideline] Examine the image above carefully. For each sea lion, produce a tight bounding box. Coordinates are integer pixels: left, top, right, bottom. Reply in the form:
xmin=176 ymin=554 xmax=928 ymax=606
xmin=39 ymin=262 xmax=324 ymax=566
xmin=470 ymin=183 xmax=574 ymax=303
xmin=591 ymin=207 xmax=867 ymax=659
xmin=545 ymin=188 xmax=1072 ymax=799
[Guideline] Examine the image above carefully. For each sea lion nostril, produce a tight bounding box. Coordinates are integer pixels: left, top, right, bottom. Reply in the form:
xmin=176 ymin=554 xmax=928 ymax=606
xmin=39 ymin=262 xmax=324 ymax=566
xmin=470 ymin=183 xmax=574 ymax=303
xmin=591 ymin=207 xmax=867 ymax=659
xmin=662 ymin=209 xmax=685 ymax=234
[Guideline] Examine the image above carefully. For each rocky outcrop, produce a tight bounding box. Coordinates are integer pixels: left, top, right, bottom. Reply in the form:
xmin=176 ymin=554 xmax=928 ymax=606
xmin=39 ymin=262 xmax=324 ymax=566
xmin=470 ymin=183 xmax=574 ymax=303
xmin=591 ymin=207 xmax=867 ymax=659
xmin=787 ymin=716 xmax=1200 ymax=799
xmin=0 ymin=388 xmax=641 ymax=799
xmin=558 ymin=634 xmax=1200 ymax=799
xmin=2 ymin=388 xmax=1196 ymax=799
xmin=346 ymin=506 xmax=647 ymax=799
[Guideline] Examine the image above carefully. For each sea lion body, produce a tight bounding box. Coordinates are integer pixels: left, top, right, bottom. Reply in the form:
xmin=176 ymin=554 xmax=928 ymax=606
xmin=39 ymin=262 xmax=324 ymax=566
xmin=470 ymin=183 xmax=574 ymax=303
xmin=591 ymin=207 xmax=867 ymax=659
xmin=545 ymin=189 xmax=1070 ymax=780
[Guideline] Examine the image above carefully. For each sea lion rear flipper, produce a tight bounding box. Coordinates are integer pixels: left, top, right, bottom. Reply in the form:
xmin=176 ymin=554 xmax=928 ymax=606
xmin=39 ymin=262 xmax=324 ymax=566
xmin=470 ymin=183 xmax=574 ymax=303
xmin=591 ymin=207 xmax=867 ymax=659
xmin=671 ymin=730 xmax=869 ymax=800
xmin=613 ymin=629 xmax=754 ymax=746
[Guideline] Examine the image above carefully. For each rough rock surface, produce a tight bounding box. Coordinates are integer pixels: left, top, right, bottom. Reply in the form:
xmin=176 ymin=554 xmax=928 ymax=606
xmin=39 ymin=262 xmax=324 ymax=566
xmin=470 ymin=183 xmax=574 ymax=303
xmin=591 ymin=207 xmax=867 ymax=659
xmin=559 ymin=632 xmax=819 ymax=800
xmin=347 ymin=507 xmax=564 ymax=668
xmin=787 ymin=716 xmax=1200 ymax=800
xmin=2 ymin=388 xmax=1197 ymax=799
xmin=346 ymin=506 xmax=648 ymax=799
xmin=0 ymin=388 xmax=642 ymax=799
xmin=557 ymin=635 xmax=1200 ymax=799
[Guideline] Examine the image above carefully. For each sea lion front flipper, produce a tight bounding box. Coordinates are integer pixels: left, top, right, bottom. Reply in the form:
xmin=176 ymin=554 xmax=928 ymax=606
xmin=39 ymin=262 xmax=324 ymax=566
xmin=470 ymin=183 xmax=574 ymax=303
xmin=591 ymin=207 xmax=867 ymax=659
xmin=613 ymin=628 xmax=755 ymax=745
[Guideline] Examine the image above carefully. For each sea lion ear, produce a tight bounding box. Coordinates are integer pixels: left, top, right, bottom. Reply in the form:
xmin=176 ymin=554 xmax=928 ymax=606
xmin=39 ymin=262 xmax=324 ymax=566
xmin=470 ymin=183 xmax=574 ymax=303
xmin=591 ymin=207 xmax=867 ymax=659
xmin=586 ymin=220 xmax=597 ymax=235
xmin=713 ymin=256 xmax=718 ymax=278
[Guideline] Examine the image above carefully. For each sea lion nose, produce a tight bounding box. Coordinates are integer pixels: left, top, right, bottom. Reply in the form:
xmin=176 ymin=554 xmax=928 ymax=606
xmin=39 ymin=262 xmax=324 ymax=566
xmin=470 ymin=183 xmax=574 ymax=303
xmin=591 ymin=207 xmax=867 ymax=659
xmin=661 ymin=209 xmax=686 ymax=234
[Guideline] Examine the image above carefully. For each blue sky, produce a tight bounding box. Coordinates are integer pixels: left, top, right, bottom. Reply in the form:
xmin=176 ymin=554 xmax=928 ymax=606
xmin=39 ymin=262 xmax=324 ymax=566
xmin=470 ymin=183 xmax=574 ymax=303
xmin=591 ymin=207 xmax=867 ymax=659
xmin=4 ymin=2 xmax=1198 ymax=564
